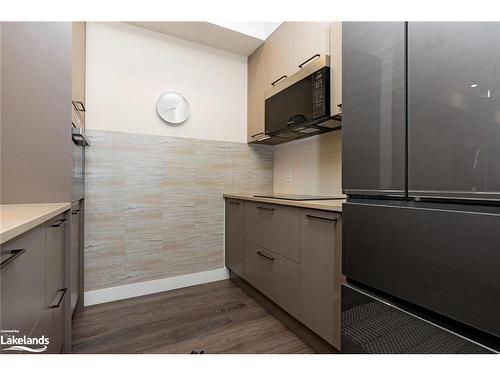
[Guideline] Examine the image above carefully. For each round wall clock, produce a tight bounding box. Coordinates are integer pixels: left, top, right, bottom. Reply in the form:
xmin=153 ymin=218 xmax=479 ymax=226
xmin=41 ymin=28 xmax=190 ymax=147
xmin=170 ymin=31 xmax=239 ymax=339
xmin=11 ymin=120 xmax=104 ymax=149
xmin=156 ymin=91 xmax=190 ymax=124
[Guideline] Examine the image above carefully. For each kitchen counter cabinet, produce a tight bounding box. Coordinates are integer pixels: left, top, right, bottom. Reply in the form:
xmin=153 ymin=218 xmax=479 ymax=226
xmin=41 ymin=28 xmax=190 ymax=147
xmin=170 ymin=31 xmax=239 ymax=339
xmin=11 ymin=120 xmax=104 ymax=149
xmin=224 ymin=195 xmax=343 ymax=350
xmin=0 ymin=205 xmax=70 ymax=354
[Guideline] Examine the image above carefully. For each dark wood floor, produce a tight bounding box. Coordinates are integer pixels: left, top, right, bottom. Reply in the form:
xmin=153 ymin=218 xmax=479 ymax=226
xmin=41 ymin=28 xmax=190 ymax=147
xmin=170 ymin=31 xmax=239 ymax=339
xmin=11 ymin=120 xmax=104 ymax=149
xmin=72 ymin=279 xmax=314 ymax=354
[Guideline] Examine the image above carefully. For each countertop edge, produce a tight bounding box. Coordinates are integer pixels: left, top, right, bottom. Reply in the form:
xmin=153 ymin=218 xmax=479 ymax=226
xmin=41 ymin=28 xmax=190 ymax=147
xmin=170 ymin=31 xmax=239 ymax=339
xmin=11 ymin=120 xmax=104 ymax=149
xmin=0 ymin=203 xmax=71 ymax=245
xmin=223 ymin=194 xmax=343 ymax=213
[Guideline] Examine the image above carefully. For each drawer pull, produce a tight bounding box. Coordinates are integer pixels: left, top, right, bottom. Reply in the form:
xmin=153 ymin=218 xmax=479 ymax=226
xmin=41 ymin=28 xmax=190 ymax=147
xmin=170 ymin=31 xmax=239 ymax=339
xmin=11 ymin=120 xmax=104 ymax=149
xmin=271 ymin=75 xmax=288 ymax=86
xmin=49 ymin=288 xmax=67 ymax=309
xmin=0 ymin=249 xmax=26 ymax=269
xmin=73 ymin=100 xmax=86 ymax=112
xmin=306 ymin=214 xmax=337 ymax=224
xmin=257 ymin=251 xmax=274 ymax=261
xmin=228 ymin=201 xmax=241 ymax=206
xmin=257 ymin=206 xmax=275 ymax=212
xmin=72 ymin=210 xmax=80 ymax=215
xmin=298 ymin=53 xmax=321 ymax=69
xmin=51 ymin=218 xmax=67 ymax=227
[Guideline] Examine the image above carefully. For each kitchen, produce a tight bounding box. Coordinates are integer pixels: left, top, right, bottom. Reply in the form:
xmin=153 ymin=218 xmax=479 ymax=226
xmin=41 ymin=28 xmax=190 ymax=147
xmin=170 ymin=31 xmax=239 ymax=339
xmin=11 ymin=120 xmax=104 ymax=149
xmin=0 ymin=2 xmax=499 ymax=371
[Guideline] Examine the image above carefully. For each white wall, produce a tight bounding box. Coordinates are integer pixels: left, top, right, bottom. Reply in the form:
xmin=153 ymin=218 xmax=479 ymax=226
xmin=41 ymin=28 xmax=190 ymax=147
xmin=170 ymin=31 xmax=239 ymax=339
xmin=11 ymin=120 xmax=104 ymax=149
xmin=86 ymin=22 xmax=248 ymax=143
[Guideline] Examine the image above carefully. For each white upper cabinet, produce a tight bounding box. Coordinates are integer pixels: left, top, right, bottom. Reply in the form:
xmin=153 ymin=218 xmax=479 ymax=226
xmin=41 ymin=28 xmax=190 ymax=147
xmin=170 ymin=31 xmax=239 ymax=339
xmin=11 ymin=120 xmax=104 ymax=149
xmin=264 ymin=22 xmax=295 ymax=89
xmin=292 ymin=22 xmax=331 ymax=71
xmin=330 ymin=22 xmax=342 ymax=117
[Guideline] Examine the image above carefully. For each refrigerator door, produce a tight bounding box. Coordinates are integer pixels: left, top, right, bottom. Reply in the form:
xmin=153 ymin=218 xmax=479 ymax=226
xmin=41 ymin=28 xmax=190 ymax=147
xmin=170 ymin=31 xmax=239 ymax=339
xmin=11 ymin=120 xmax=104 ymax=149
xmin=342 ymin=22 xmax=406 ymax=196
xmin=408 ymin=22 xmax=500 ymax=200
xmin=342 ymin=201 xmax=500 ymax=341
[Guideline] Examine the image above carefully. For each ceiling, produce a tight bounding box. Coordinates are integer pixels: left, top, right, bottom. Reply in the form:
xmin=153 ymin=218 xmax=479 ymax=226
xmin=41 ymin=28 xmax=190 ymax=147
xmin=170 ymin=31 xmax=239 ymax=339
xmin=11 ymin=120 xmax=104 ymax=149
xmin=126 ymin=22 xmax=282 ymax=56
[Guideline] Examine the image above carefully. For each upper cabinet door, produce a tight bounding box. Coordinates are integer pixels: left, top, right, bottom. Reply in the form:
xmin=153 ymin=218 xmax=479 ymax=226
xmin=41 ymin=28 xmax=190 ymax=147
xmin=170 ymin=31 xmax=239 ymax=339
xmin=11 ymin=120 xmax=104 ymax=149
xmin=408 ymin=22 xmax=500 ymax=200
xmin=292 ymin=22 xmax=330 ymax=71
xmin=72 ymin=22 xmax=86 ymax=127
xmin=265 ymin=23 xmax=294 ymax=89
xmin=330 ymin=22 xmax=342 ymax=117
xmin=248 ymin=43 xmax=269 ymax=142
xmin=342 ymin=22 xmax=406 ymax=195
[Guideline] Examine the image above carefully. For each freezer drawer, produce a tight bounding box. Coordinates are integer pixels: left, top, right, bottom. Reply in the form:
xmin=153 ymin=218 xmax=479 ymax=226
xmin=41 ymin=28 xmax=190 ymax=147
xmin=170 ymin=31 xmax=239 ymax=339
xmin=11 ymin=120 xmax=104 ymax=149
xmin=341 ymin=284 xmax=494 ymax=353
xmin=342 ymin=202 xmax=500 ymax=339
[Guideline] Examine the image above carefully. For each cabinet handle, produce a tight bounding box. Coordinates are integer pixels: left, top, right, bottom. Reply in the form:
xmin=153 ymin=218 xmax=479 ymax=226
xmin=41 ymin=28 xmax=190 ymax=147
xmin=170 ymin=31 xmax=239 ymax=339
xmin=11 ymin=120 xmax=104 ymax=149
xmin=298 ymin=54 xmax=320 ymax=69
xmin=271 ymin=75 xmax=287 ymax=86
xmin=257 ymin=206 xmax=275 ymax=212
xmin=257 ymin=251 xmax=274 ymax=261
xmin=228 ymin=201 xmax=241 ymax=206
xmin=49 ymin=288 xmax=67 ymax=309
xmin=74 ymin=101 xmax=86 ymax=112
xmin=0 ymin=249 xmax=26 ymax=270
xmin=72 ymin=210 xmax=80 ymax=215
xmin=51 ymin=218 xmax=67 ymax=227
xmin=306 ymin=214 xmax=337 ymax=224
xmin=251 ymin=132 xmax=264 ymax=139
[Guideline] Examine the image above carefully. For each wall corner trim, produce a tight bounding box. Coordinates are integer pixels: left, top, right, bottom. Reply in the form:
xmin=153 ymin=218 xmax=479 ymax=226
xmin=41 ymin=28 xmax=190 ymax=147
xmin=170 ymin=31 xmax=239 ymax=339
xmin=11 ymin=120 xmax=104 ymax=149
xmin=83 ymin=268 xmax=229 ymax=306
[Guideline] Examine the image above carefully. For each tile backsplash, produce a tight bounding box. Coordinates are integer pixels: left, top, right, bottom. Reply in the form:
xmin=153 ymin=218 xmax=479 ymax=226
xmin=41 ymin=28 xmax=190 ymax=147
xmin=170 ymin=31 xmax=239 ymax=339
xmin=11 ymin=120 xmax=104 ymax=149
xmin=84 ymin=130 xmax=273 ymax=291
xmin=273 ymin=131 xmax=342 ymax=196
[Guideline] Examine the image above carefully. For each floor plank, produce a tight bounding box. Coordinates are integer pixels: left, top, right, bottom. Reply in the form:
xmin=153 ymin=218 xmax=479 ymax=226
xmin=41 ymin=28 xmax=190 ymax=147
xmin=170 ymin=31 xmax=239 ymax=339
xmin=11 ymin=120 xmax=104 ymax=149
xmin=72 ymin=279 xmax=314 ymax=354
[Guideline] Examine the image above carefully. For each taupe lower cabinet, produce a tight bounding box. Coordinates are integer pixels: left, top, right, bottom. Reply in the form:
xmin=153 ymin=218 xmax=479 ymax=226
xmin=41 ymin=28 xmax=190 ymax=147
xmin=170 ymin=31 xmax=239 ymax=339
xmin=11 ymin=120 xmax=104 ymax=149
xmin=225 ymin=199 xmax=244 ymax=276
xmin=70 ymin=201 xmax=82 ymax=314
xmin=0 ymin=212 xmax=69 ymax=354
xmin=224 ymin=198 xmax=342 ymax=349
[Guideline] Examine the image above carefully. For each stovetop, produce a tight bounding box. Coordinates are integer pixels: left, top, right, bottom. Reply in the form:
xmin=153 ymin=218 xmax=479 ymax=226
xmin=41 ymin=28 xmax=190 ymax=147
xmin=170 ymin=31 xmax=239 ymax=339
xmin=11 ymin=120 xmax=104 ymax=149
xmin=253 ymin=193 xmax=345 ymax=201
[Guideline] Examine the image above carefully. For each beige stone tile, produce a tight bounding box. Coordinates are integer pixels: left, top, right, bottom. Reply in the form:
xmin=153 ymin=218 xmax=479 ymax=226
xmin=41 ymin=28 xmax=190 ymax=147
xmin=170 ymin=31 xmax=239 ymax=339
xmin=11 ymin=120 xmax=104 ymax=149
xmin=84 ymin=130 xmax=274 ymax=290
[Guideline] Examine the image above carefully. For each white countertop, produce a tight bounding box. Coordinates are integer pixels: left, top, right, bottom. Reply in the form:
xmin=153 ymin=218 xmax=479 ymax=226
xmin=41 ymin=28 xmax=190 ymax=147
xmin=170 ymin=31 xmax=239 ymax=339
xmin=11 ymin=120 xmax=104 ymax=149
xmin=223 ymin=193 xmax=344 ymax=212
xmin=0 ymin=203 xmax=71 ymax=245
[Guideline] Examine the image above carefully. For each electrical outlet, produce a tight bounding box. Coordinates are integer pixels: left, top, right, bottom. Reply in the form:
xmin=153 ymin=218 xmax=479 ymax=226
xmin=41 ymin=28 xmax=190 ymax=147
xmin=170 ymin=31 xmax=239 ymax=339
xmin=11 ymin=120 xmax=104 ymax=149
xmin=286 ymin=171 xmax=292 ymax=183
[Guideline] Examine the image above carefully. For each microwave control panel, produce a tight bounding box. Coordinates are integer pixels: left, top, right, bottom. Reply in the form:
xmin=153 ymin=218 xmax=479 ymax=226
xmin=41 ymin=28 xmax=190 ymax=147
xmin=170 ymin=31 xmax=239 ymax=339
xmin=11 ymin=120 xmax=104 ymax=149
xmin=312 ymin=67 xmax=329 ymax=119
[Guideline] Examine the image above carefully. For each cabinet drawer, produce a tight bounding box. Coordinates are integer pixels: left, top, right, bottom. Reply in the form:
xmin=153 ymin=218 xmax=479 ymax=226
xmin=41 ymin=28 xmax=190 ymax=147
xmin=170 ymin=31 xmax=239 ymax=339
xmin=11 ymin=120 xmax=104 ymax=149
xmin=46 ymin=214 xmax=66 ymax=304
xmin=1 ymin=226 xmax=46 ymax=335
xmin=29 ymin=285 xmax=67 ymax=354
xmin=244 ymin=241 xmax=300 ymax=318
xmin=47 ymin=284 xmax=67 ymax=353
xmin=244 ymin=201 xmax=300 ymax=262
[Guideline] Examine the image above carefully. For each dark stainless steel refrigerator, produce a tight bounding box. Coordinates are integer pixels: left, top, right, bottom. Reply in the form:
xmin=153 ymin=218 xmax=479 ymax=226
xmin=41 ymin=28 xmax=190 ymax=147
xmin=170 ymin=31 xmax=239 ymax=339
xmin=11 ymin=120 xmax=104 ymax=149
xmin=341 ymin=22 xmax=500 ymax=353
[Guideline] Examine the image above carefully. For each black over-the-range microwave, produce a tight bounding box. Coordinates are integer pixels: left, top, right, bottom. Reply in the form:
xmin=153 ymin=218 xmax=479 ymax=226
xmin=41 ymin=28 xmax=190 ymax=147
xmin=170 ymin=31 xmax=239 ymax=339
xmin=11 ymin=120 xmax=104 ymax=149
xmin=252 ymin=55 xmax=341 ymax=145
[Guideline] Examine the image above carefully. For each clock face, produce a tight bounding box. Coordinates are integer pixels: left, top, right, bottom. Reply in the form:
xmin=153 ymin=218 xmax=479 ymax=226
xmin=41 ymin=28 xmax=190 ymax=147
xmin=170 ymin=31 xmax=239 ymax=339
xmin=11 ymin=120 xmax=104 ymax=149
xmin=156 ymin=92 xmax=190 ymax=124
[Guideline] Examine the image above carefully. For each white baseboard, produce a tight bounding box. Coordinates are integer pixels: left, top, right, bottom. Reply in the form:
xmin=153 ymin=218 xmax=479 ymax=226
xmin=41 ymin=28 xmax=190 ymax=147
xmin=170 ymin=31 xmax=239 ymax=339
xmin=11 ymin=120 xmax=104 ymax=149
xmin=84 ymin=268 xmax=229 ymax=306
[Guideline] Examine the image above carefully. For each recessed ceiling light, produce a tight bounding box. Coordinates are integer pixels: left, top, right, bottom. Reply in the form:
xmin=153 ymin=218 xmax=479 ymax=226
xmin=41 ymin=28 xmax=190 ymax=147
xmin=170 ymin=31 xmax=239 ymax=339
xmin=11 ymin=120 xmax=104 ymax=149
xmin=470 ymin=83 xmax=479 ymax=88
